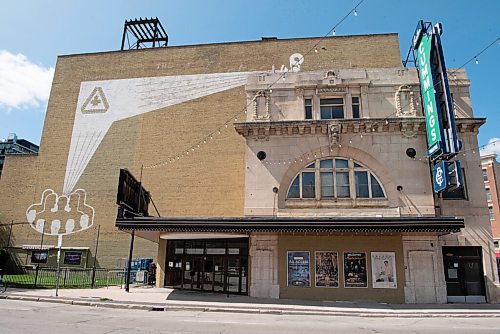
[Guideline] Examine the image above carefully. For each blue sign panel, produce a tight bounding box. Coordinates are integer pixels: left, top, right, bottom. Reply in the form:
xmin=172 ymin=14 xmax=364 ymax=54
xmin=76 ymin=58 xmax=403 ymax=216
xmin=432 ymin=160 xmax=450 ymax=193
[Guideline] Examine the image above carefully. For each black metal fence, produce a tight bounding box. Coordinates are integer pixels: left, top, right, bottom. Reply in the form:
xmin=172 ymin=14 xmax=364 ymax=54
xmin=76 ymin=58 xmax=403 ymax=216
xmin=1 ymin=267 xmax=150 ymax=289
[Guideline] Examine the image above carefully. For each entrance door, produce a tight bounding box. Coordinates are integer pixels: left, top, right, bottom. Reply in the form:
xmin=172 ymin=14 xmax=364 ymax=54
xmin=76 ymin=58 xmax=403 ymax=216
xmin=165 ymin=238 xmax=249 ymax=295
xmin=213 ymin=256 xmax=225 ymax=292
xmin=442 ymin=247 xmax=486 ymax=303
xmin=226 ymin=257 xmax=241 ymax=293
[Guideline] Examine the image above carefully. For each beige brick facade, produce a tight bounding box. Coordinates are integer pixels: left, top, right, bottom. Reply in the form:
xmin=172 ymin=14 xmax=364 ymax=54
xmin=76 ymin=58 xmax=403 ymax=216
xmin=1 ymin=33 xmax=497 ymax=303
xmin=0 ymin=34 xmax=402 ymax=268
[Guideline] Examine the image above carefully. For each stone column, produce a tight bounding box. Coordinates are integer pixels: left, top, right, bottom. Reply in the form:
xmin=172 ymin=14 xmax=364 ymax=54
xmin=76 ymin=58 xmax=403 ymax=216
xmin=156 ymin=238 xmax=167 ymax=288
xmin=249 ymin=234 xmax=280 ymax=298
xmin=402 ymin=235 xmax=447 ymax=303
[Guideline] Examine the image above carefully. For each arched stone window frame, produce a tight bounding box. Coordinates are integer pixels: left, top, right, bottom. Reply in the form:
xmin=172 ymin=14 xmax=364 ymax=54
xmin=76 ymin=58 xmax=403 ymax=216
xmin=277 ymin=146 xmax=396 ymax=209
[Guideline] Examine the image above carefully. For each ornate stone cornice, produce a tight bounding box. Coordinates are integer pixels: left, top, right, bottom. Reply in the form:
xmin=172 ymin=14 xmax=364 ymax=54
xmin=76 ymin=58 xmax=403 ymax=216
xmin=234 ymin=117 xmax=485 ymax=138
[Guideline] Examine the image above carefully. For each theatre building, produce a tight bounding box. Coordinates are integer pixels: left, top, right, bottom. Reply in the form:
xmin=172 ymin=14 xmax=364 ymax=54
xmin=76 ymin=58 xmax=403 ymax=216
xmin=0 ymin=28 xmax=498 ymax=303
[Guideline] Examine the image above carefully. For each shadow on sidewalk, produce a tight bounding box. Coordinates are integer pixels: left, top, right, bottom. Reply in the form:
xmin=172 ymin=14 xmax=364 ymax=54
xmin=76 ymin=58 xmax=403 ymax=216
xmin=165 ymin=289 xmax=500 ymax=310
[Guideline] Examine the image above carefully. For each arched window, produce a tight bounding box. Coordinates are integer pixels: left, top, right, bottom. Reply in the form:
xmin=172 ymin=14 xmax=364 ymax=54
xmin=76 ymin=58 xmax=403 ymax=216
xmin=287 ymin=158 xmax=386 ymax=200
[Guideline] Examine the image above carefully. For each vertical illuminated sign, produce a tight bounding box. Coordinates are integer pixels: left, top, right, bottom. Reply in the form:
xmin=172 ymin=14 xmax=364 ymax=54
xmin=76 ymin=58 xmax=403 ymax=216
xmin=413 ymin=20 xmax=463 ymax=193
xmin=417 ymin=33 xmax=443 ymax=158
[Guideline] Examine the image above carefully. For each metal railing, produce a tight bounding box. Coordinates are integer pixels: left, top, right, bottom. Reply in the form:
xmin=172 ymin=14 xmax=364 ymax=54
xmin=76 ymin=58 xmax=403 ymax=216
xmin=2 ymin=267 xmax=151 ymax=289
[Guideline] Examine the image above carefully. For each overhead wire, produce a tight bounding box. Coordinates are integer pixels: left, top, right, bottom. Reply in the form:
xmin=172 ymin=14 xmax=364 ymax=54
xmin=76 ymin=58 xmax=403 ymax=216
xmin=143 ymin=0 xmax=365 ymax=170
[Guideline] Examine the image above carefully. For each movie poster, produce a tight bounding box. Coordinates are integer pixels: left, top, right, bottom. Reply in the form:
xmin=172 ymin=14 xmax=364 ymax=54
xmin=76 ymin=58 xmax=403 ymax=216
xmin=343 ymin=252 xmax=367 ymax=288
xmin=315 ymin=251 xmax=338 ymax=288
xmin=371 ymin=252 xmax=397 ymax=288
xmin=287 ymin=251 xmax=310 ymax=287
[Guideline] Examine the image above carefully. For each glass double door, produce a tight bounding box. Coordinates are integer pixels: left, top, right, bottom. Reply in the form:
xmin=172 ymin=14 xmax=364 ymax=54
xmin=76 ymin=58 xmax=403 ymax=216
xmin=178 ymin=255 xmax=247 ymax=294
xmin=442 ymin=246 xmax=486 ymax=303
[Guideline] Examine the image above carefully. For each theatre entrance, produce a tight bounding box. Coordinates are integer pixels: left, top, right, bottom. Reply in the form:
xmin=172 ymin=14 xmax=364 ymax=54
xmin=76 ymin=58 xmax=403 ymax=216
xmin=442 ymin=246 xmax=486 ymax=303
xmin=165 ymin=238 xmax=248 ymax=295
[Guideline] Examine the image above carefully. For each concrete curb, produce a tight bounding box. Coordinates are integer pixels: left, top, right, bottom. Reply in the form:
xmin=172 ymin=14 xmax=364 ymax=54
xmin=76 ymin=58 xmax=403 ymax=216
xmin=1 ymin=294 xmax=500 ymax=318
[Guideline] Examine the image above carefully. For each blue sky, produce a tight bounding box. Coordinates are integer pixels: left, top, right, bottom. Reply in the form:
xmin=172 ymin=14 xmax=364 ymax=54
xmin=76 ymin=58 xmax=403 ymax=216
xmin=0 ymin=0 xmax=498 ymax=153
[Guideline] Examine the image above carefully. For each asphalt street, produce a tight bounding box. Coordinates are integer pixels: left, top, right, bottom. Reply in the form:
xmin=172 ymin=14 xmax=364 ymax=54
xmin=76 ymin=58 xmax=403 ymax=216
xmin=1 ymin=299 xmax=499 ymax=334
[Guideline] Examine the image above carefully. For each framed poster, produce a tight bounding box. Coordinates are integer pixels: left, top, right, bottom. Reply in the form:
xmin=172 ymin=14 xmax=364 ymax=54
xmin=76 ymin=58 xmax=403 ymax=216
xmin=287 ymin=251 xmax=310 ymax=287
xmin=343 ymin=252 xmax=367 ymax=288
xmin=31 ymin=250 xmax=48 ymax=264
xmin=371 ymin=252 xmax=397 ymax=288
xmin=63 ymin=251 xmax=82 ymax=265
xmin=315 ymin=251 xmax=338 ymax=288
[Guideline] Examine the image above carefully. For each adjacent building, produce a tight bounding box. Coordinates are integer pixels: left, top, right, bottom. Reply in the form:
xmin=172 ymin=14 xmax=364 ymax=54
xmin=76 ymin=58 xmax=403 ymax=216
xmin=0 ymin=133 xmax=39 ymax=178
xmin=481 ymin=153 xmax=500 ymax=275
xmin=0 ymin=32 xmax=498 ymax=303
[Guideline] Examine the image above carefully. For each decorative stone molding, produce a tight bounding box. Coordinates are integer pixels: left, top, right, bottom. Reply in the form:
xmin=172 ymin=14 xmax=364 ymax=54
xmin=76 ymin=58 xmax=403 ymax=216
xmin=395 ymin=85 xmax=417 ymax=117
xmin=252 ymin=91 xmax=270 ymax=120
xmin=234 ymin=118 xmax=485 ymax=138
xmin=328 ymin=123 xmax=341 ymax=149
xmin=317 ymin=87 xmax=346 ymax=94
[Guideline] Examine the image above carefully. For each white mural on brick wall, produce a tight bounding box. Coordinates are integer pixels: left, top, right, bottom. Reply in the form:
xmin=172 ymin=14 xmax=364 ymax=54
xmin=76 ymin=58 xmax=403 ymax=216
xmin=25 ymin=71 xmax=253 ymax=237
xmin=26 ymin=189 xmax=94 ymax=236
xmin=25 ymin=52 xmax=305 ymax=236
xmin=64 ymin=71 xmax=251 ymax=195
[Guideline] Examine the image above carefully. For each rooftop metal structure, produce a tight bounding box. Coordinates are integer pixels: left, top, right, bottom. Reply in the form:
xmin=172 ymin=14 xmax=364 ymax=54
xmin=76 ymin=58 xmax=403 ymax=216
xmin=121 ymin=17 xmax=168 ymax=50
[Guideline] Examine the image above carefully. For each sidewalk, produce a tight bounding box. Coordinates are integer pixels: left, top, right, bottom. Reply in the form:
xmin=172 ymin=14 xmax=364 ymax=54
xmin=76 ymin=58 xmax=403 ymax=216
xmin=1 ymin=286 xmax=500 ymax=318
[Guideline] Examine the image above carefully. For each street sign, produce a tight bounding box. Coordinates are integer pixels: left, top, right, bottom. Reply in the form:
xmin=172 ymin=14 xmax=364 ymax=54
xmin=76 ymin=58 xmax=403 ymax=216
xmin=432 ymin=161 xmax=450 ymax=193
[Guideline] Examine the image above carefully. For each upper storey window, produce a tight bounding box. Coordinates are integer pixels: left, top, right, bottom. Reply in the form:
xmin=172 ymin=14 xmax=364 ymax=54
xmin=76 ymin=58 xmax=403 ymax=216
xmin=320 ymin=98 xmax=344 ymax=119
xmin=352 ymin=96 xmax=361 ymax=119
xmin=287 ymin=158 xmax=386 ymax=200
xmin=304 ymin=98 xmax=313 ymax=119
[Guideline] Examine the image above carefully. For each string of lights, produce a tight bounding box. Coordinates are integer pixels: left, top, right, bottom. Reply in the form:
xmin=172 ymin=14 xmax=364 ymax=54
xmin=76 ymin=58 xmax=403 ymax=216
xmin=143 ymin=6 xmax=497 ymax=170
xmin=257 ymin=35 xmax=500 ymax=166
xmin=142 ymin=0 xmax=365 ymax=170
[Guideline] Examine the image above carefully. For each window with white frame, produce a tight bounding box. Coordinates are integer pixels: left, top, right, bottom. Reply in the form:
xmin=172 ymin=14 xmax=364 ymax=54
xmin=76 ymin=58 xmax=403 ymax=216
xmin=320 ymin=98 xmax=344 ymax=119
xmin=483 ymin=169 xmax=488 ymax=181
xmin=287 ymin=158 xmax=386 ymax=200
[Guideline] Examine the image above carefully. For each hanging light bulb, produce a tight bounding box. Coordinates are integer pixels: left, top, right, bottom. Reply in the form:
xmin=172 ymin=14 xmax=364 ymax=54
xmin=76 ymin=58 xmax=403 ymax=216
xmin=225 ymin=124 xmax=228 ymax=128
xmin=314 ymin=48 xmax=318 ymax=53
xmin=385 ymin=120 xmax=389 ymax=125
xmin=203 ymin=140 xmax=207 ymax=144
xmin=354 ymin=8 xmax=358 ymax=16
xmin=338 ymin=144 xmax=342 ymax=148
xmin=269 ymin=89 xmax=273 ymax=93
xmin=475 ymin=57 xmax=479 ymax=65
xmin=210 ymin=135 xmax=213 ymax=140
xmin=360 ymin=134 xmax=363 ymax=139
xmin=349 ymin=139 xmax=352 ymax=144
xmin=218 ymin=129 xmax=221 ymax=134
xmin=332 ymin=29 xmax=336 ymax=36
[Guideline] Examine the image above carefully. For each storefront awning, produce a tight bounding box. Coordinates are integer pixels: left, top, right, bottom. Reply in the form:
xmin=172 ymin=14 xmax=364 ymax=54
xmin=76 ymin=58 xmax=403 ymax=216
xmin=116 ymin=216 xmax=464 ymax=234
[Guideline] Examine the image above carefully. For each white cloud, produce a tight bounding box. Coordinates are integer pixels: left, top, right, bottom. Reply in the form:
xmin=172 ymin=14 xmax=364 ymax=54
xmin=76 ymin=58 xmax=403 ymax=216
xmin=480 ymin=137 xmax=500 ymax=157
xmin=0 ymin=50 xmax=54 ymax=110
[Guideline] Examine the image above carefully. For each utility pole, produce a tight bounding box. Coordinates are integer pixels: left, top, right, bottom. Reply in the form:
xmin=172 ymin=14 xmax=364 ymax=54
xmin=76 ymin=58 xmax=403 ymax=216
xmin=91 ymin=225 xmax=101 ymax=288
